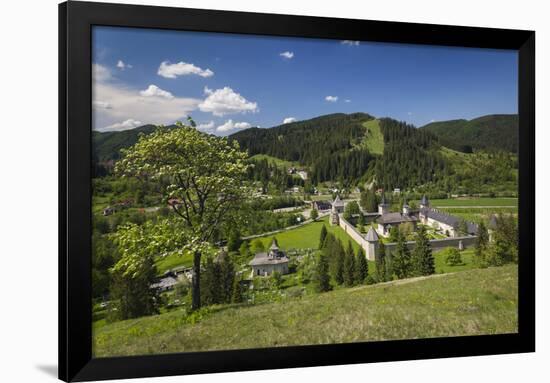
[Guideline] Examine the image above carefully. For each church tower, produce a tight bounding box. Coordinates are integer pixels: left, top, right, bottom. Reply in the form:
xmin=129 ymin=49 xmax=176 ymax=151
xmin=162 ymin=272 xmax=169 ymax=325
xmin=378 ymin=193 xmax=389 ymax=215
xmin=330 ymin=203 xmax=339 ymax=226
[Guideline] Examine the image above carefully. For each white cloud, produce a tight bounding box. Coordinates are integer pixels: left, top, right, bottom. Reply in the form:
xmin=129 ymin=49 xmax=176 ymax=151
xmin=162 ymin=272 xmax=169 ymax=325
xmin=325 ymin=95 xmax=338 ymax=102
xmin=157 ymin=61 xmax=214 ymax=78
xmin=116 ymin=60 xmax=132 ymax=70
xmin=341 ymin=40 xmax=360 ymax=46
xmin=196 ymin=121 xmax=215 ymax=132
xmin=283 ymin=117 xmax=297 ymax=124
xmin=139 ymin=84 xmax=174 ymax=99
xmin=93 ymin=100 xmax=112 ymax=109
xmin=103 ymin=119 xmax=143 ymax=131
xmin=92 ymin=73 xmax=201 ymax=131
xmin=344 ymin=99 xmax=351 ymax=103
xmin=199 ymin=86 xmax=258 ymax=117
xmin=279 ymin=51 xmax=294 ymax=59
xmin=92 ymin=63 xmax=111 ymax=82
xmin=216 ymin=119 xmax=252 ymax=133
xmin=407 ymin=111 xmax=413 ymax=116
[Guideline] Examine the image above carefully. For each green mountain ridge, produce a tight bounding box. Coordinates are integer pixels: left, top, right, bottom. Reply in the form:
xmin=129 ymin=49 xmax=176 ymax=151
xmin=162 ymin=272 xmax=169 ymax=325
xmin=420 ymin=114 xmax=518 ymax=153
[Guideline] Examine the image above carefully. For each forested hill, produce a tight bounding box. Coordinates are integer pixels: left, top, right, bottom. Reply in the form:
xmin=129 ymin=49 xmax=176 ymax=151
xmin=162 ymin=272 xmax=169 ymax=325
xmin=93 ymin=124 xmax=177 ymax=162
xmin=229 ymin=113 xmax=375 ymax=164
xmin=420 ymin=114 xmax=518 ymax=153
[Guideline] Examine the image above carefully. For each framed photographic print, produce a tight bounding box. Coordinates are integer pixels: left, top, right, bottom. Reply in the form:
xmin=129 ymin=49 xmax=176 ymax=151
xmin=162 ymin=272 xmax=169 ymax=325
xmin=59 ymin=1 xmax=535 ymax=381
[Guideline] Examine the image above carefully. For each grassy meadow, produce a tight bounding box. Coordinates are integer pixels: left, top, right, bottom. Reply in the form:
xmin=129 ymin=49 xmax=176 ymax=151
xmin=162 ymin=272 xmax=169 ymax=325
xmin=93 ymin=265 xmax=518 ymax=357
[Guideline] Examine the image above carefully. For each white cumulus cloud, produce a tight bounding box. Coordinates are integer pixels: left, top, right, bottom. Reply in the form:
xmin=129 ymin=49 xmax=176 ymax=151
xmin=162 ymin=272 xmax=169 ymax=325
xmin=93 ymin=100 xmax=112 ymax=109
xmin=344 ymin=99 xmax=351 ymax=103
xmin=325 ymin=95 xmax=338 ymax=102
xmin=283 ymin=117 xmax=297 ymax=124
xmin=139 ymin=84 xmax=174 ymax=99
xmin=92 ymin=63 xmax=111 ymax=82
xmin=103 ymin=119 xmax=143 ymax=131
xmin=157 ymin=61 xmax=214 ymax=78
xmin=199 ymin=86 xmax=258 ymax=117
xmin=92 ymin=71 xmax=201 ymax=131
xmin=216 ymin=119 xmax=252 ymax=133
xmin=116 ymin=60 xmax=132 ymax=70
xmin=279 ymin=51 xmax=294 ymax=59
xmin=196 ymin=121 xmax=215 ymax=132
xmin=341 ymin=40 xmax=360 ymax=46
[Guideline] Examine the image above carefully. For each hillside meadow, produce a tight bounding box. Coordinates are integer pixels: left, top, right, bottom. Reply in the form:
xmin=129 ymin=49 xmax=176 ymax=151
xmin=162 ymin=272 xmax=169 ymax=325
xmin=93 ymin=265 xmax=518 ymax=357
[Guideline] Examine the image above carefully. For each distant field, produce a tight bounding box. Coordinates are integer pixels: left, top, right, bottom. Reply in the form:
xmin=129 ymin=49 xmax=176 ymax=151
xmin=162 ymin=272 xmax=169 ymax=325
xmin=422 ymin=198 xmax=518 ymax=207
xmin=256 ymin=216 xmax=361 ymax=253
xmin=155 ymin=252 xmax=193 ymax=275
xmin=94 ymin=265 xmax=518 ymax=357
xmin=249 ymin=154 xmax=299 ymax=169
xmin=362 ymin=119 xmax=384 ymax=155
xmin=438 ymin=207 xmax=518 ymax=224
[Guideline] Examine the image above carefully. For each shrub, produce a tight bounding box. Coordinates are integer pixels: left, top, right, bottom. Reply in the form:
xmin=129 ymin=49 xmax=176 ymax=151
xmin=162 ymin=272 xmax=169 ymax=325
xmin=444 ymin=248 xmax=464 ymax=266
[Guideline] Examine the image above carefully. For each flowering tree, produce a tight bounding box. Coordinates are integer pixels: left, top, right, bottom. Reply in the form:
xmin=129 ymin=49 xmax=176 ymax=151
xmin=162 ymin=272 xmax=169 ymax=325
xmin=115 ymin=122 xmax=249 ymax=309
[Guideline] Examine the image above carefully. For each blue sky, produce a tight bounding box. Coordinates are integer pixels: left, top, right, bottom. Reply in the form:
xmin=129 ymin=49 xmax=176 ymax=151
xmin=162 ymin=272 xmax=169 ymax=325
xmin=92 ymin=26 xmax=518 ymax=134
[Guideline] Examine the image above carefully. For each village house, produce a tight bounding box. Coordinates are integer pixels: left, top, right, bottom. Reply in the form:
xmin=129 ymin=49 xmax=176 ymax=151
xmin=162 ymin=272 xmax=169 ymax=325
xmin=249 ymin=239 xmax=290 ymax=277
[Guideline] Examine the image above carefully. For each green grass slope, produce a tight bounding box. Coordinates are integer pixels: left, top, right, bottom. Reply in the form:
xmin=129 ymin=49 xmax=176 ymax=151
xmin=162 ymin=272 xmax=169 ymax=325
xmin=94 ymin=265 xmax=517 ymax=357
xmin=361 ymin=119 xmax=384 ymax=155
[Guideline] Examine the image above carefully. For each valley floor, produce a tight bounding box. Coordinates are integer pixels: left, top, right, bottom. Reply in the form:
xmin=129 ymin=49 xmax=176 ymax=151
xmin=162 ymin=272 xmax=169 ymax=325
xmin=93 ymin=265 xmax=518 ymax=357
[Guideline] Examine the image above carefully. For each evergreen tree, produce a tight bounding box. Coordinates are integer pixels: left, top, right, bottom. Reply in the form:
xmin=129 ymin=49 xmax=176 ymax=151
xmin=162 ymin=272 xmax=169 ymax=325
xmin=360 ymin=189 xmax=378 ymax=212
xmin=343 ymin=241 xmax=356 ymax=286
xmin=474 ymin=221 xmax=489 ymax=265
xmin=250 ymin=239 xmax=265 ymax=254
xmin=457 ymin=219 xmax=469 ymax=236
xmin=330 ymin=239 xmax=345 ymax=285
xmin=201 ymin=257 xmax=222 ymax=305
xmin=311 ymin=208 xmax=319 ymax=221
xmin=314 ymin=251 xmax=332 ymax=293
xmin=354 ymin=248 xmax=368 ymax=284
xmin=375 ymin=241 xmax=386 ymax=282
xmin=231 ymin=276 xmax=244 ymax=303
xmin=219 ymin=255 xmax=235 ymax=303
xmin=412 ymin=225 xmax=435 ymax=276
xmin=393 ymin=231 xmax=412 ymax=279
xmin=319 ymin=225 xmax=328 ymax=249
xmin=486 ymin=214 xmax=518 ymax=266
xmin=343 ymin=201 xmax=360 ymax=221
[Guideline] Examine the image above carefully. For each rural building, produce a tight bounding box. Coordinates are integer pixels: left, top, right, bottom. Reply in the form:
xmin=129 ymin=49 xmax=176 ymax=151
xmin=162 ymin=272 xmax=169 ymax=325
xmin=249 ymin=239 xmax=289 ymax=277
xmin=102 ymin=206 xmax=115 ymax=216
xmin=332 ymin=195 xmax=345 ymax=213
xmin=419 ymin=195 xmax=478 ymax=237
xmin=311 ymin=200 xmax=332 ymax=211
xmin=375 ymin=196 xmax=418 ymax=237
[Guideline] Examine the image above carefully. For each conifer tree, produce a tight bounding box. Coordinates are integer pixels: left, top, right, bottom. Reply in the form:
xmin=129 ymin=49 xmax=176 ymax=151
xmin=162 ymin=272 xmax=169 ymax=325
xmin=331 ymin=239 xmax=345 ymax=285
xmin=319 ymin=225 xmax=328 ymax=249
xmin=412 ymin=225 xmax=435 ymax=276
xmin=314 ymin=251 xmax=332 ymax=293
xmin=354 ymin=248 xmax=368 ymax=284
xmin=231 ymin=276 xmax=244 ymax=303
xmin=474 ymin=221 xmax=489 ymax=265
xmin=343 ymin=241 xmax=356 ymax=286
xmin=393 ymin=231 xmax=412 ymax=279
xmin=375 ymin=241 xmax=386 ymax=282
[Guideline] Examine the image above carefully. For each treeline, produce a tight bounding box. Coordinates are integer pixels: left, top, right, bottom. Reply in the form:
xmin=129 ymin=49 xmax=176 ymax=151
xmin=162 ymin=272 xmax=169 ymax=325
xmin=248 ymin=195 xmax=305 ymax=211
xmin=247 ymin=158 xmax=304 ymax=192
xmin=374 ymin=118 xmax=446 ymax=190
xmin=311 ymin=149 xmax=373 ymax=184
xmin=230 ymin=113 xmax=374 ymax=164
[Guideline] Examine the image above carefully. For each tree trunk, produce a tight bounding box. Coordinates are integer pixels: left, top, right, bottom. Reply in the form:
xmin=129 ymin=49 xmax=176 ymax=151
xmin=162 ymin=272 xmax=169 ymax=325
xmin=191 ymin=251 xmax=201 ymax=310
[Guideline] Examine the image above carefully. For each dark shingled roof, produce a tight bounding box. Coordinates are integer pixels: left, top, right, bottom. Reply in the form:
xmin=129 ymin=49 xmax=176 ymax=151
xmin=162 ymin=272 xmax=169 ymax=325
xmin=365 ymin=227 xmax=379 ymax=241
xmin=249 ymin=252 xmax=289 ymax=266
xmin=421 ymin=208 xmax=479 ymax=234
xmin=377 ymin=212 xmax=418 ymax=225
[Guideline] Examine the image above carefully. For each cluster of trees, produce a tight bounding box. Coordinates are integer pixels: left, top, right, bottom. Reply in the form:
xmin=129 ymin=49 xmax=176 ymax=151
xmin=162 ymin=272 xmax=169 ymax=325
xmin=248 ymin=195 xmax=304 ymax=211
xmin=201 ymin=255 xmax=244 ymax=305
xmin=360 ymin=189 xmax=378 ymax=213
xmin=311 ymin=149 xmax=374 ymax=184
xmin=314 ymin=226 xmax=369 ymax=292
xmin=474 ymin=215 xmax=518 ymax=267
xmin=247 ymin=158 xmax=304 ymax=193
xmin=375 ymin=226 xmax=436 ymax=282
xmin=230 ymin=113 xmax=374 ymax=164
xmin=374 ymin=119 xmax=446 ymax=191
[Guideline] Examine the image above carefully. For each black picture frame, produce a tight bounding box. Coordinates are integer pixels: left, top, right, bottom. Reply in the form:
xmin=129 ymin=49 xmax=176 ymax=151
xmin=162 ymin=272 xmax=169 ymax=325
xmin=59 ymin=1 xmax=535 ymax=381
